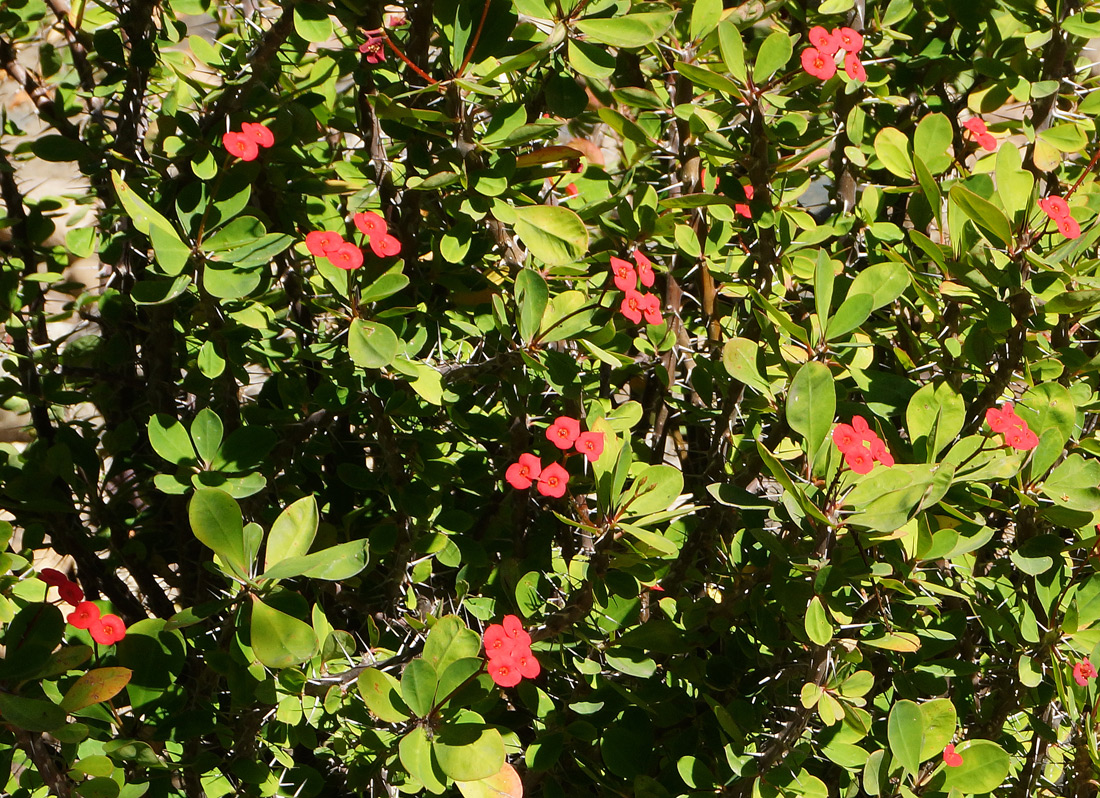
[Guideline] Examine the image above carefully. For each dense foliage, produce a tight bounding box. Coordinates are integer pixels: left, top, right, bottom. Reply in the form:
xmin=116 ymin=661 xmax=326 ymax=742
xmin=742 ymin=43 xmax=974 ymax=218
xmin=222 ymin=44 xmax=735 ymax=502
xmin=4 ymin=0 xmax=1100 ymax=796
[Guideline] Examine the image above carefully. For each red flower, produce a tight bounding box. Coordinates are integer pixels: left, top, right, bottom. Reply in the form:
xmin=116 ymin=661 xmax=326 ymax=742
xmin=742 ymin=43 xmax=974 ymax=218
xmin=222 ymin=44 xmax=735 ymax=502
xmin=869 ymin=437 xmax=894 ymax=467
xmin=801 ymin=47 xmax=836 ymax=80
xmin=832 ymin=423 xmax=861 ymax=452
xmin=611 ymin=257 xmax=637 ymax=291
xmin=808 ymin=26 xmax=840 ymax=56
xmin=843 ymin=52 xmax=866 ymax=82
xmin=89 ymin=613 xmax=127 ymax=645
xmin=844 ymin=447 xmax=874 ymax=475
xmin=574 ymin=431 xmax=605 ymax=463
xmin=222 ymin=131 xmax=259 ymax=162
xmin=369 ymin=233 xmax=402 ymax=258
xmin=564 ymin=182 xmax=579 ymax=197
xmin=306 ymin=231 xmax=344 ymax=258
xmin=735 ymin=203 xmax=752 ymax=219
xmin=546 ymin=417 xmax=581 ymax=449
xmin=641 ymin=293 xmax=663 ymax=326
xmin=836 ymin=27 xmax=863 ymax=52
xmin=58 ymin=581 xmax=84 ymax=605
xmin=502 ymin=614 xmax=532 ymax=648
xmin=241 ymin=122 xmax=274 ymax=148
xmin=977 ymin=132 xmax=997 ymax=151
xmin=515 ymin=650 xmax=540 ymax=679
xmin=1058 ymin=215 xmax=1081 ymax=240
xmin=1005 ymin=426 xmax=1039 ymax=451
xmin=633 ymin=250 xmax=655 ymax=288
xmin=963 ymin=117 xmax=988 ymax=136
xmin=851 ymin=415 xmax=872 ymax=439
xmin=505 ymin=453 xmax=542 ymax=489
xmin=1074 ymin=659 xmax=1098 ymax=685
xmin=537 ymin=462 xmax=569 ymax=498
xmin=329 ymin=242 xmax=364 ymax=270
xmin=744 ymin=184 xmax=755 ymax=200
xmin=67 ymin=601 xmax=101 ymax=630
xmin=620 ymin=289 xmax=645 ymax=324
xmin=943 ymin=744 xmax=963 ymax=767
xmin=39 ymin=568 xmax=68 ymax=588
xmin=1040 ymin=195 xmax=1071 ymax=220
xmin=985 ymin=404 xmax=1022 ymax=434
xmin=354 ymin=211 xmax=388 ymax=238
xmin=483 ymin=624 xmax=521 ymax=658
xmin=487 ymin=654 xmax=522 ymax=687
xmin=359 ymin=35 xmax=385 ymax=64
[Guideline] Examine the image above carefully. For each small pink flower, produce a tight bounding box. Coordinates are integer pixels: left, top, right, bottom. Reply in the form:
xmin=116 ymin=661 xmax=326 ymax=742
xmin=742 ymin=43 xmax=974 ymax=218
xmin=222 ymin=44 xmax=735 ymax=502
xmin=67 ymin=601 xmax=101 ymax=630
xmin=1040 ymin=195 xmax=1071 ymax=220
xmin=869 ymin=437 xmax=894 ymax=466
xmin=843 ymin=52 xmax=866 ymax=82
xmin=1058 ymin=215 xmax=1082 ymax=240
xmin=354 ymin=211 xmax=388 ymax=238
xmin=241 ymin=122 xmax=274 ymax=148
xmin=574 ymin=431 xmax=605 ymax=463
xmin=836 ymin=27 xmax=863 ymax=52
xmin=641 ymin=293 xmax=663 ymax=326
xmin=58 ymin=581 xmax=84 ymax=605
xmin=808 ymin=26 xmax=840 ymax=56
xmin=89 ymin=614 xmax=126 ymax=645
xmin=515 ymin=650 xmax=540 ymax=679
xmin=832 ymin=423 xmax=861 ymax=452
xmin=1005 ymin=426 xmax=1039 ymax=451
xmin=369 ymin=233 xmax=402 ymax=258
xmin=610 ymin=257 xmax=637 ymax=291
xmin=222 ymin=131 xmax=259 ymax=162
xmin=1074 ymin=659 xmax=1097 ymax=686
xmin=735 ymin=203 xmax=752 ymax=219
xmin=505 ymin=453 xmax=542 ymax=489
xmin=943 ymin=744 xmax=963 ymax=767
xmin=329 ymin=242 xmax=364 ymax=270
xmin=744 ymin=184 xmax=755 ymax=200
xmin=620 ymin=290 xmax=645 ymax=324
xmin=537 ymin=462 xmax=569 ymax=498
xmin=963 ymin=118 xmax=988 ymax=136
xmin=977 ymin=132 xmax=997 ymax=152
xmin=359 ymin=35 xmax=385 ymax=64
xmin=487 ymin=654 xmax=522 ymax=687
xmin=546 ymin=417 xmax=581 ymax=449
xmin=502 ymin=615 xmax=532 ymax=648
xmin=844 ymin=447 xmax=873 ymax=474
xmin=633 ymin=250 xmax=655 ymax=287
xmin=306 ymin=231 xmax=344 ymax=258
xmin=801 ymin=47 xmax=836 ymax=81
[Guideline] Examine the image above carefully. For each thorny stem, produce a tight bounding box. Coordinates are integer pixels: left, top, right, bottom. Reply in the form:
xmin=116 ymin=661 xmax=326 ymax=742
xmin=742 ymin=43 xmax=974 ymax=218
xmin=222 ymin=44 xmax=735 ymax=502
xmin=457 ymin=0 xmax=493 ymax=77
xmin=378 ymin=26 xmax=438 ymax=85
xmin=1064 ymin=146 xmax=1100 ymax=200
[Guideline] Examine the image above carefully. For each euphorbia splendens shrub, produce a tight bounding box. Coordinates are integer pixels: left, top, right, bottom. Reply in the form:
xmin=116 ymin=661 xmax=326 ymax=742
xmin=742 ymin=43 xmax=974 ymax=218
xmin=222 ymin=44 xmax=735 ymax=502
xmin=4 ymin=0 xmax=1100 ymax=796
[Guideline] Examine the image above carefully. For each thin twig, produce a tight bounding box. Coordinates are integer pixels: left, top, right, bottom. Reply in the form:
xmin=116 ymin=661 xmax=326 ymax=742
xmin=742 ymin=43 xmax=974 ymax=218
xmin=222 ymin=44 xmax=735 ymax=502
xmin=457 ymin=0 xmax=493 ymax=76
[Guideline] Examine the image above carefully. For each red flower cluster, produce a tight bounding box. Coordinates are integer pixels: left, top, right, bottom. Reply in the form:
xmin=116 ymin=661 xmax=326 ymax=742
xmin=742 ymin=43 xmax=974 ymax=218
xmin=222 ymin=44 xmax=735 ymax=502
xmin=801 ymin=26 xmax=865 ymax=82
xmin=222 ymin=122 xmax=274 ymax=162
xmin=353 ymin=211 xmax=402 ymax=258
xmin=984 ymin=403 xmax=1039 ymax=450
xmin=483 ymin=615 xmax=539 ymax=687
xmin=1074 ymin=658 xmax=1097 ymax=685
xmin=962 ymin=117 xmax=997 ymax=152
xmin=942 ymin=744 xmax=963 ymax=767
xmin=40 ymin=567 xmax=83 ymax=605
xmin=305 ymin=231 xmax=365 ymax=271
xmin=1038 ymin=194 xmax=1081 ymax=240
xmin=832 ymin=415 xmax=893 ymax=475
xmin=611 ymin=252 xmax=663 ymax=325
xmin=505 ymin=417 xmax=604 ymax=497
xmin=68 ymin=601 xmax=127 ymax=646
xmin=735 ymin=184 xmax=754 ymax=220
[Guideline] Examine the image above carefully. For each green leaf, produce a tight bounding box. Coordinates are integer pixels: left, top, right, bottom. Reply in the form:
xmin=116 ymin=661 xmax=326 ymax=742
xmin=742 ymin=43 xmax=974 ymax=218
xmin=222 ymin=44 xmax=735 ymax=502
xmin=0 ymin=694 xmax=66 ymax=731
xmin=825 ymin=293 xmax=873 ymax=340
xmin=422 ymin=616 xmax=482 ymax=676
xmin=887 ymin=699 xmax=923 ymax=774
xmin=60 ymin=667 xmax=133 ymax=712
xmin=906 ymin=382 xmax=964 ymax=460
xmin=804 ymin=597 xmax=832 ymax=646
xmin=293 ymin=3 xmax=332 ymax=43
xmin=786 ymin=361 xmax=835 ymax=466
xmin=814 ymin=252 xmax=834 ymax=329
xmin=401 ymin=658 xmax=439 ymax=717
xmin=148 ymin=414 xmax=197 ymax=465
xmin=538 ymin=289 xmax=596 ymax=342
xmin=190 ymin=408 xmax=223 ymax=466
xmin=752 ymin=30 xmax=793 ymax=83
xmin=349 ymin=319 xmax=400 ymax=369
xmin=259 ymin=539 xmax=369 ymax=582
xmin=399 ymin=727 xmax=448 ymax=794
xmin=360 ymin=269 xmax=410 ymax=304
xmin=1039 ymin=122 xmax=1087 ymax=152
xmin=942 ymin=740 xmax=1011 ymax=793
xmin=188 ymin=488 xmax=249 ymax=579
xmin=568 ymin=38 xmax=616 ymax=79
xmin=689 ymin=0 xmax=722 ymax=40
xmin=515 ymin=269 xmax=548 ymax=343
xmin=264 ymin=495 xmax=318 ymax=572
xmin=435 ymin=657 xmax=483 ymax=707
xmin=357 ymin=669 xmax=412 ymax=723
xmin=249 ymin=595 xmax=319 ymax=669
xmin=201 ymin=261 xmax=262 ymax=299
xmin=149 ymin=225 xmax=190 ymax=276
xmin=917 ymin=698 xmax=957 ymax=761
xmin=675 ymin=61 xmax=742 ymax=98
xmin=574 ymin=12 xmax=667 ymax=48
xmin=433 ymin=719 xmax=506 ymax=782
xmin=512 ymin=205 xmax=588 ymax=265
xmin=722 ymin=338 xmax=773 ymax=398
xmin=718 ymin=21 xmax=746 ymax=82
xmin=622 ymin=464 xmax=684 ymax=516
xmin=1041 ymin=454 xmax=1100 ymax=511
xmin=873 ymin=128 xmax=913 ymax=179
xmin=912 ymin=113 xmax=953 ymax=174
xmin=848 ymin=262 xmax=910 ymax=311
xmin=996 ymin=143 xmax=1034 ymax=226
xmin=1044 ymin=290 xmax=1100 ymax=314
xmin=949 ymin=185 xmax=1013 ymax=248
xmin=111 ymin=171 xmax=177 ymax=238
